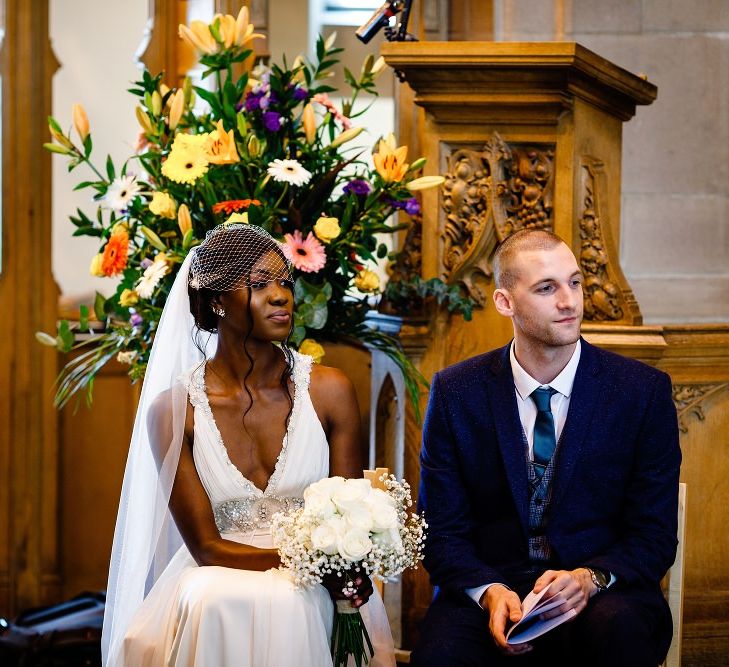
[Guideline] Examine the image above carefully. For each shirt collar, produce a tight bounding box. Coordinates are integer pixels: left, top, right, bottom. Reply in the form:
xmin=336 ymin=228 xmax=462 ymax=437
xmin=510 ymin=339 xmax=581 ymax=401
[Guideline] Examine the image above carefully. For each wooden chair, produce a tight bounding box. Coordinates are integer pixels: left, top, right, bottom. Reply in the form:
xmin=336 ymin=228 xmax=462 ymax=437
xmin=663 ymin=482 xmax=687 ymax=667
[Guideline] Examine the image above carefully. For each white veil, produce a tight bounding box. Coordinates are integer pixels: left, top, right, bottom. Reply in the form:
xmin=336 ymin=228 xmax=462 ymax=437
xmin=101 ymin=250 xmax=216 ymax=664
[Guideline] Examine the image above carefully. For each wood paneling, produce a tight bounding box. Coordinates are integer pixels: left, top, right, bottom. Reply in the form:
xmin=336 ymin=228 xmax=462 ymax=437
xmin=0 ymin=0 xmax=60 ymax=616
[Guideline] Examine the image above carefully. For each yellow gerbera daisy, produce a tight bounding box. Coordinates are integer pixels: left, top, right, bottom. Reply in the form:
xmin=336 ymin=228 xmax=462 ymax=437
xmin=162 ymin=134 xmax=210 ymax=184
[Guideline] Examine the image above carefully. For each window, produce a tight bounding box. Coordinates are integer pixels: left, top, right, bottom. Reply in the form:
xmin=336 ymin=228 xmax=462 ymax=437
xmin=322 ymin=0 xmax=386 ymax=27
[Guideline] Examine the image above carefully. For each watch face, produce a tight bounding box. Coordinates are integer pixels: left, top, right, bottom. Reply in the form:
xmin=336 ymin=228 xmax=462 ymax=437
xmin=593 ymin=569 xmax=609 ymax=588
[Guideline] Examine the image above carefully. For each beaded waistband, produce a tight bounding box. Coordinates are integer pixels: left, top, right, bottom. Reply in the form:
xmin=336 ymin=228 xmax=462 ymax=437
xmin=214 ymin=495 xmax=304 ymax=534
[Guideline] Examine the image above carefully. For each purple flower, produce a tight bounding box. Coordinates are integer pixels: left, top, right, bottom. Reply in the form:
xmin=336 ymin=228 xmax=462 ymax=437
xmin=130 ymin=312 xmax=143 ymax=327
xmin=263 ymin=111 xmax=284 ymax=132
xmin=140 ymin=258 xmax=153 ymax=269
xmin=259 ymin=95 xmax=270 ymax=110
xmin=404 ymin=198 xmax=421 ymax=216
xmin=291 ymin=85 xmax=308 ymax=102
xmin=245 ymin=91 xmax=263 ymax=112
xmin=343 ymin=179 xmax=372 ymax=196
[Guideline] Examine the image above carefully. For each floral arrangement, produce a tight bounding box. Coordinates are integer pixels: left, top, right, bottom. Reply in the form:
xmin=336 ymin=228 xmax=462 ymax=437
xmin=272 ymin=474 xmax=426 ymax=666
xmin=39 ymin=7 xmax=465 ymax=411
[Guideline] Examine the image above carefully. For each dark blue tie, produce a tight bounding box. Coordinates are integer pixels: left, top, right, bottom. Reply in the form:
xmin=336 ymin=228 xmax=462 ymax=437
xmin=531 ymin=387 xmax=557 ymax=478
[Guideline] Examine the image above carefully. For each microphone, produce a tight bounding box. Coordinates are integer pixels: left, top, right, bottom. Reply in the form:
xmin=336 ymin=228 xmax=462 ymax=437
xmin=355 ymin=1 xmax=400 ymax=44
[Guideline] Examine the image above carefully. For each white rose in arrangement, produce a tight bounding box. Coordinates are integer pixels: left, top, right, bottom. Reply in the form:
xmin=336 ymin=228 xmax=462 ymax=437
xmin=366 ymin=489 xmax=399 ymax=531
xmin=337 ymin=528 xmax=373 ymax=562
xmin=310 ymin=475 xmax=347 ymax=496
xmin=303 ymin=486 xmax=337 ymax=519
xmin=344 ymin=504 xmax=374 ymax=533
xmin=332 ymin=478 xmax=371 ymax=513
xmin=312 ymin=517 xmax=345 ymax=555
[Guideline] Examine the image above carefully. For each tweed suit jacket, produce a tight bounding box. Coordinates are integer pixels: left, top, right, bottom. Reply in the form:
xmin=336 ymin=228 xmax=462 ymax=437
xmin=418 ymin=338 xmax=681 ymax=594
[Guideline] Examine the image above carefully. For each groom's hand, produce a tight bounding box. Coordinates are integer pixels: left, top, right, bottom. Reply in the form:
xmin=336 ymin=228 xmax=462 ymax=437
xmin=532 ymin=568 xmax=595 ymax=619
xmin=481 ymin=585 xmax=533 ymax=655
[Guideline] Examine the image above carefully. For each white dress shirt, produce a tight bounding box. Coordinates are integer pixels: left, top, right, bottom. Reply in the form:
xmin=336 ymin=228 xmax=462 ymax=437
xmin=465 ymin=341 xmax=581 ymax=607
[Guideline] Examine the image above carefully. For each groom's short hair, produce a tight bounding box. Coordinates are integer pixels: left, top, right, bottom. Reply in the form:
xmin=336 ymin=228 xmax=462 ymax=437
xmin=493 ymin=229 xmax=566 ymax=290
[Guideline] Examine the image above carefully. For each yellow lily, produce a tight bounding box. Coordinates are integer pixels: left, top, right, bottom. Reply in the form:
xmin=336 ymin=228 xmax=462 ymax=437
xmin=178 ymin=204 xmax=192 ymax=236
xmin=406 ymin=175 xmax=445 ymax=191
xmin=235 ymin=7 xmax=265 ymax=46
xmin=168 ymin=89 xmax=185 ymax=131
xmin=329 ymin=126 xmax=364 ymax=149
xmin=206 ymin=120 xmax=240 ymax=165
xmin=136 ymin=107 xmax=153 ymax=134
xmin=179 ymin=20 xmax=218 ymax=55
xmin=302 ymin=103 xmax=316 ymax=144
xmin=72 ymin=103 xmax=90 ymax=142
xmin=213 ymin=13 xmax=237 ymax=49
xmin=373 ymin=134 xmax=409 ymax=183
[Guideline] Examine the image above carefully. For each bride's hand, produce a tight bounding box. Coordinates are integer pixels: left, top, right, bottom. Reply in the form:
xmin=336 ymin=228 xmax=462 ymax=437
xmin=320 ymin=570 xmax=374 ymax=608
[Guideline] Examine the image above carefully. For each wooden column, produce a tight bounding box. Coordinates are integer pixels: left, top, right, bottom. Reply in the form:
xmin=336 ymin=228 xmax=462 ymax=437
xmin=0 ymin=0 xmax=61 ymax=615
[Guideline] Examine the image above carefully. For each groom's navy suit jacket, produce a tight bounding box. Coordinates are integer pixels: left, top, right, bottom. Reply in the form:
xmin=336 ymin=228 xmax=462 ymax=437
xmin=419 ymin=339 xmax=681 ymax=596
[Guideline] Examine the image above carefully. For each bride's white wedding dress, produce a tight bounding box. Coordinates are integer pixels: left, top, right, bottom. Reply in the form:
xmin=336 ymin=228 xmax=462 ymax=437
xmin=112 ymin=352 xmax=395 ymax=666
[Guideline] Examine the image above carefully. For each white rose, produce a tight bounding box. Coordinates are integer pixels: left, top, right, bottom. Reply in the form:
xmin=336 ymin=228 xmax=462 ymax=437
xmin=337 ymin=528 xmax=373 ymax=562
xmin=365 ymin=489 xmax=398 ymax=531
xmin=308 ymin=476 xmax=347 ymax=498
xmin=332 ymin=478 xmax=372 ymax=513
xmin=344 ymin=504 xmax=374 ymax=533
xmin=312 ymin=518 xmax=344 ymax=555
xmin=303 ymin=488 xmax=336 ymax=519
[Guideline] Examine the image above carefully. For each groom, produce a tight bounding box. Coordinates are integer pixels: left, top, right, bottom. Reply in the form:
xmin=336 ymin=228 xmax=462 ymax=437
xmin=411 ymin=230 xmax=681 ymax=666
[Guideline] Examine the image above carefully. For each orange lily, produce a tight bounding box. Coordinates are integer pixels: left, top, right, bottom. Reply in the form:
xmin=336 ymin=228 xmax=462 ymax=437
xmin=206 ymin=120 xmax=240 ymax=164
xmin=373 ymin=134 xmax=409 ymax=183
xmin=72 ymin=103 xmax=90 ymax=142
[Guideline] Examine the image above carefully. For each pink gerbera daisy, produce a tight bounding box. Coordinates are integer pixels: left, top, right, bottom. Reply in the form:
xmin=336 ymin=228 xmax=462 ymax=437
xmin=282 ymin=230 xmax=326 ymax=273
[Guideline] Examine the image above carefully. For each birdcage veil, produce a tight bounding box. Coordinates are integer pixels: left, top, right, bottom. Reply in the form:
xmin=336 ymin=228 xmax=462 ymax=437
xmin=102 ymin=223 xmax=292 ymax=665
xmin=189 ymin=223 xmax=293 ymax=291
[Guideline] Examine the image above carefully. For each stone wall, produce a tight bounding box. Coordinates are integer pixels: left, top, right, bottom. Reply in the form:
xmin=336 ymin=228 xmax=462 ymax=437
xmin=493 ymin=0 xmax=729 ymax=323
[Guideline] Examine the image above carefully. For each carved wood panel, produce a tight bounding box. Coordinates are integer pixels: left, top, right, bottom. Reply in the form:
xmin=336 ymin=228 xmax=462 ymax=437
xmin=441 ymin=132 xmax=554 ymax=305
xmin=672 ymin=383 xmax=729 ymax=434
xmin=578 ymin=159 xmax=642 ymax=324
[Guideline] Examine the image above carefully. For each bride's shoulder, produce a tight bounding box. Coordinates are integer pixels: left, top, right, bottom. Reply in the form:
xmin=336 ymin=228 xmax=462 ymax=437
xmin=308 ymin=363 xmax=358 ymax=411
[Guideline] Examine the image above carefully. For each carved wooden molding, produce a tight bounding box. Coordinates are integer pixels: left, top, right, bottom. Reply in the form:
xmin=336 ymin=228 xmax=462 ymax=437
xmin=579 ymin=159 xmax=642 ymax=325
xmin=441 ymin=132 xmax=554 ymax=305
xmin=672 ymin=383 xmax=729 ymax=434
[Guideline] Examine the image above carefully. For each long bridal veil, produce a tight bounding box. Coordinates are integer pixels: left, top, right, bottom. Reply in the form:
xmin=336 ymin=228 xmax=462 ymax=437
xmin=101 ymin=251 xmax=216 ymax=664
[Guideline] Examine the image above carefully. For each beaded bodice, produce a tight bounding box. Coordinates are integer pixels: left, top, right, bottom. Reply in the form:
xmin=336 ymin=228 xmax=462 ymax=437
xmin=180 ymin=351 xmax=328 ymax=534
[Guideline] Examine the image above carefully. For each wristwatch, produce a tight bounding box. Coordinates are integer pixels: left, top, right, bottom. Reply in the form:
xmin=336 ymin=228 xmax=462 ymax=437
xmin=587 ymin=567 xmax=610 ymax=592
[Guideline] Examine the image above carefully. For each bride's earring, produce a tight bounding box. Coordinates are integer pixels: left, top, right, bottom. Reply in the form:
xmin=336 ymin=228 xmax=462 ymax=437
xmin=212 ymin=304 xmax=226 ymax=318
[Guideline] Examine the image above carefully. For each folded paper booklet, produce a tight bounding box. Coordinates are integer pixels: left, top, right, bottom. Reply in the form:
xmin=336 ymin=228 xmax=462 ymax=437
xmin=505 ymin=582 xmax=578 ymax=645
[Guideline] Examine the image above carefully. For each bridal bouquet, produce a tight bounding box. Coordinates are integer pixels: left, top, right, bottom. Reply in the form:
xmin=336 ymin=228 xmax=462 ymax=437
xmin=272 ymin=474 xmax=426 ymax=666
xmin=39 ymin=7 xmax=464 ymax=411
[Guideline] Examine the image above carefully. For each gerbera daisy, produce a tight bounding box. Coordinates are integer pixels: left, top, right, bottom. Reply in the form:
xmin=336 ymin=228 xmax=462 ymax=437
xmin=267 ymin=159 xmax=312 ymax=187
xmin=104 ymin=175 xmax=141 ymax=212
xmin=136 ymin=256 xmax=170 ymax=298
xmin=100 ymin=230 xmax=130 ymax=276
xmin=212 ymin=199 xmax=261 ymax=215
xmin=162 ymin=134 xmax=210 ymax=184
xmin=282 ymin=230 xmax=326 ymax=273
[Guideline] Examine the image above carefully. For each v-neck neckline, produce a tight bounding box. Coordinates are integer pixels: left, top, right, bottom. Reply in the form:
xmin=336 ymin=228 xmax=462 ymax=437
xmin=198 ymin=360 xmax=299 ymax=497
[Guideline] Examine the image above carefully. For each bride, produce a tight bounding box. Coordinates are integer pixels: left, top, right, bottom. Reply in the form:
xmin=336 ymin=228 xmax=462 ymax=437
xmin=102 ymin=223 xmax=395 ymax=666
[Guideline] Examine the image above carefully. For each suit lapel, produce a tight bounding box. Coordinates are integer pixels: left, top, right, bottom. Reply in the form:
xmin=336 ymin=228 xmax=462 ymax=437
xmin=552 ymin=339 xmax=603 ymax=509
xmin=486 ymin=345 xmax=530 ymax=535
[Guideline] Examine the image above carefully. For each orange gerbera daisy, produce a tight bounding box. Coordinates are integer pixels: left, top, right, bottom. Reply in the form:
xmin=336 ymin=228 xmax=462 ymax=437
xmin=212 ymin=198 xmax=261 ymax=215
xmin=100 ymin=230 xmax=130 ymax=276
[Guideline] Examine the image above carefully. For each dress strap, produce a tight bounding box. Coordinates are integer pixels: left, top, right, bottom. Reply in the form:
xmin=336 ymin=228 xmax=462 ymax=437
xmin=177 ymin=361 xmax=207 ymax=410
xmin=291 ymin=350 xmax=313 ymax=392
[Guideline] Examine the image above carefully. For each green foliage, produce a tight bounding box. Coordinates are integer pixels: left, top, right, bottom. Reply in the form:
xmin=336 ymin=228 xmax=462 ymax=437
xmin=41 ymin=16 xmax=447 ymax=412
